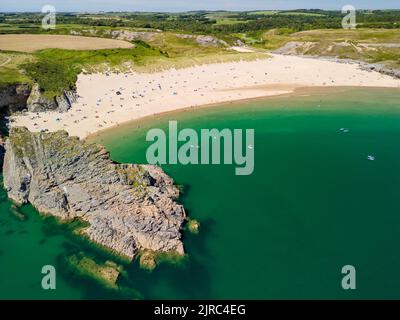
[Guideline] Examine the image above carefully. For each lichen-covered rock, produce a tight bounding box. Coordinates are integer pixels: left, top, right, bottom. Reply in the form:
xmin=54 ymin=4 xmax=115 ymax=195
xmin=3 ymin=127 xmax=186 ymax=260
xmin=234 ymin=39 xmax=245 ymax=47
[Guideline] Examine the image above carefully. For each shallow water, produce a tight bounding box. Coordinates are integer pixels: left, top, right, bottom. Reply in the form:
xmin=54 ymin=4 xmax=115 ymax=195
xmin=1 ymin=87 xmax=400 ymax=299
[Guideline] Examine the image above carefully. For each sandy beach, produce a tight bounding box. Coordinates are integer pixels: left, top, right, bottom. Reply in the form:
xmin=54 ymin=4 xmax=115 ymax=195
xmin=11 ymin=54 xmax=400 ymax=139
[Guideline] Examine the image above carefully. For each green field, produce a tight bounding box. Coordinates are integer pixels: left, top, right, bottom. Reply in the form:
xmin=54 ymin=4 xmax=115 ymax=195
xmin=247 ymin=11 xmax=325 ymax=16
xmin=0 ymin=52 xmax=33 ymax=86
xmin=0 ymin=31 xmax=263 ymax=96
xmin=278 ymin=11 xmax=326 ymax=17
xmin=214 ymin=19 xmax=246 ymax=25
xmin=247 ymin=11 xmax=278 ymax=16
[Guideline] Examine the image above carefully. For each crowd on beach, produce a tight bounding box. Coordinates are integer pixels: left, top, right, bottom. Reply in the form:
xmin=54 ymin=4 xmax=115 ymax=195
xmin=11 ymin=54 xmax=400 ymax=139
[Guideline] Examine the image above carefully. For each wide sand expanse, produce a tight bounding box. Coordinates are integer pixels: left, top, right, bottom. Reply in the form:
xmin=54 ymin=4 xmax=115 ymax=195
xmin=0 ymin=34 xmax=133 ymax=52
xmin=11 ymin=54 xmax=400 ymax=139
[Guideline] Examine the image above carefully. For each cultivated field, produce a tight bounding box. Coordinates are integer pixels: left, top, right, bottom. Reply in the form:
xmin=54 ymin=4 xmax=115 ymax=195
xmin=0 ymin=34 xmax=134 ymax=52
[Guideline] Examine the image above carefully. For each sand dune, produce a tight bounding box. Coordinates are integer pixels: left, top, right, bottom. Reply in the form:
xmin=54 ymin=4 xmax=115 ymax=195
xmin=11 ymin=54 xmax=400 ymax=139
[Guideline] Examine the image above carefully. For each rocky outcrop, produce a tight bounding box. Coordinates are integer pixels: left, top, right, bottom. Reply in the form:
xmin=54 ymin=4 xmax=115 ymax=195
xmin=27 ymin=83 xmax=77 ymax=113
xmin=0 ymin=83 xmax=31 ymax=114
xmin=0 ymin=82 xmax=77 ymax=115
xmin=3 ymin=127 xmax=186 ymax=260
xmin=69 ymin=29 xmax=161 ymax=42
xmin=359 ymin=62 xmax=400 ymax=79
xmin=55 ymin=90 xmax=78 ymax=113
xmin=109 ymin=30 xmax=160 ymax=42
xmin=176 ymin=34 xmax=228 ymax=47
xmin=273 ymin=42 xmax=400 ymax=80
xmin=196 ymin=35 xmax=228 ymax=47
xmin=26 ymin=83 xmax=57 ymax=112
xmin=273 ymin=41 xmax=305 ymax=55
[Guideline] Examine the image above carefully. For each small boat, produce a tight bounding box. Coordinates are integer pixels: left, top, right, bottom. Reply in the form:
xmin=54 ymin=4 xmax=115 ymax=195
xmin=248 ymin=144 xmax=254 ymax=150
xmin=367 ymin=155 xmax=375 ymax=161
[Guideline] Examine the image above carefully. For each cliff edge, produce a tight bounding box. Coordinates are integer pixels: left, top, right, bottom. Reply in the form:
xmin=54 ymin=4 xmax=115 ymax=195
xmin=3 ymin=127 xmax=186 ymax=259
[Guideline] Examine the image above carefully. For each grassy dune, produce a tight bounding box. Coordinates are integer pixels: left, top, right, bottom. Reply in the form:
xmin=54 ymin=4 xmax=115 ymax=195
xmin=255 ymin=28 xmax=400 ymax=67
xmin=2 ymin=27 xmax=399 ymax=98
xmin=25 ymin=43 xmax=265 ymax=97
xmin=0 ymin=32 xmax=263 ymax=97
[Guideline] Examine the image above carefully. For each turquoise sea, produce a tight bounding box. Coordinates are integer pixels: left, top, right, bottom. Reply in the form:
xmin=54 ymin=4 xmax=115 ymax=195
xmin=1 ymin=87 xmax=400 ymax=299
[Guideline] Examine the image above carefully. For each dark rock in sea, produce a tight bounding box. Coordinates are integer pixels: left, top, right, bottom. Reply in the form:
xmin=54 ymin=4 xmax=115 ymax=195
xmin=3 ymin=127 xmax=186 ymax=260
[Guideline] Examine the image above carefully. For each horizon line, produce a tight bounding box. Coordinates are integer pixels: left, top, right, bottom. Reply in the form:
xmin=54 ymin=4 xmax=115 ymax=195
xmin=1 ymin=8 xmax=400 ymax=14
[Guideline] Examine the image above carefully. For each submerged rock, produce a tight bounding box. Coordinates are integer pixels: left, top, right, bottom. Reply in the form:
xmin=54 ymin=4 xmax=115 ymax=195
xmin=139 ymin=250 xmax=157 ymax=271
xmin=67 ymin=254 xmax=121 ymax=288
xmin=187 ymin=219 xmax=200 ymax=234
xmin=3 ymin=127 xmax=186 ymax=260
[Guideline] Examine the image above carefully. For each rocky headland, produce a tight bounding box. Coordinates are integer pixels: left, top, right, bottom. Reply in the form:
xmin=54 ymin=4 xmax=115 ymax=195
xmin=2 ymin=127 xmax=186 ymax=260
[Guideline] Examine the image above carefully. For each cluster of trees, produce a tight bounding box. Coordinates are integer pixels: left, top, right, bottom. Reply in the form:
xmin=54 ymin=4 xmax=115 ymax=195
xmin=78 ymin=10 xmax=400 ymax=33
xmin=1 ymin=10 xmax=400 ymax=34
xmin=356 ymin=10 xmax=400 ymax=28
xmin=84 ymin=13 xmax=215 ymax=32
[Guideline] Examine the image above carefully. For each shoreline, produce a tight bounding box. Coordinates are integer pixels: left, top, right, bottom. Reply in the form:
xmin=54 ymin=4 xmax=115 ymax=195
xmin=10 ymin=54 xmax=400 ymax=140
xmin=87 ymin=85 xmax=400 ymax=142
xmin=86 ymin=84 xmax=304 ymax=141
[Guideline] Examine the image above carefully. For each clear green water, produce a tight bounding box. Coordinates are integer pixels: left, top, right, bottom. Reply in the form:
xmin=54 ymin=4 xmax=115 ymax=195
xmin=1 ymin=87 xmax=400 ymax=299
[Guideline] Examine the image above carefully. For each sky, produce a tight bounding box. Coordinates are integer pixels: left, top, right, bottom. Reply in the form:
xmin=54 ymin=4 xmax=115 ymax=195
xmin=1 ymin=0 xmax=400 ymax=12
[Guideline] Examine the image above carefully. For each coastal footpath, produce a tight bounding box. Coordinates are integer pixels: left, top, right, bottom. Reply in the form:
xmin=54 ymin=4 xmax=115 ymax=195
xmin=3 ymin=127 xmax=186 ymax=260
